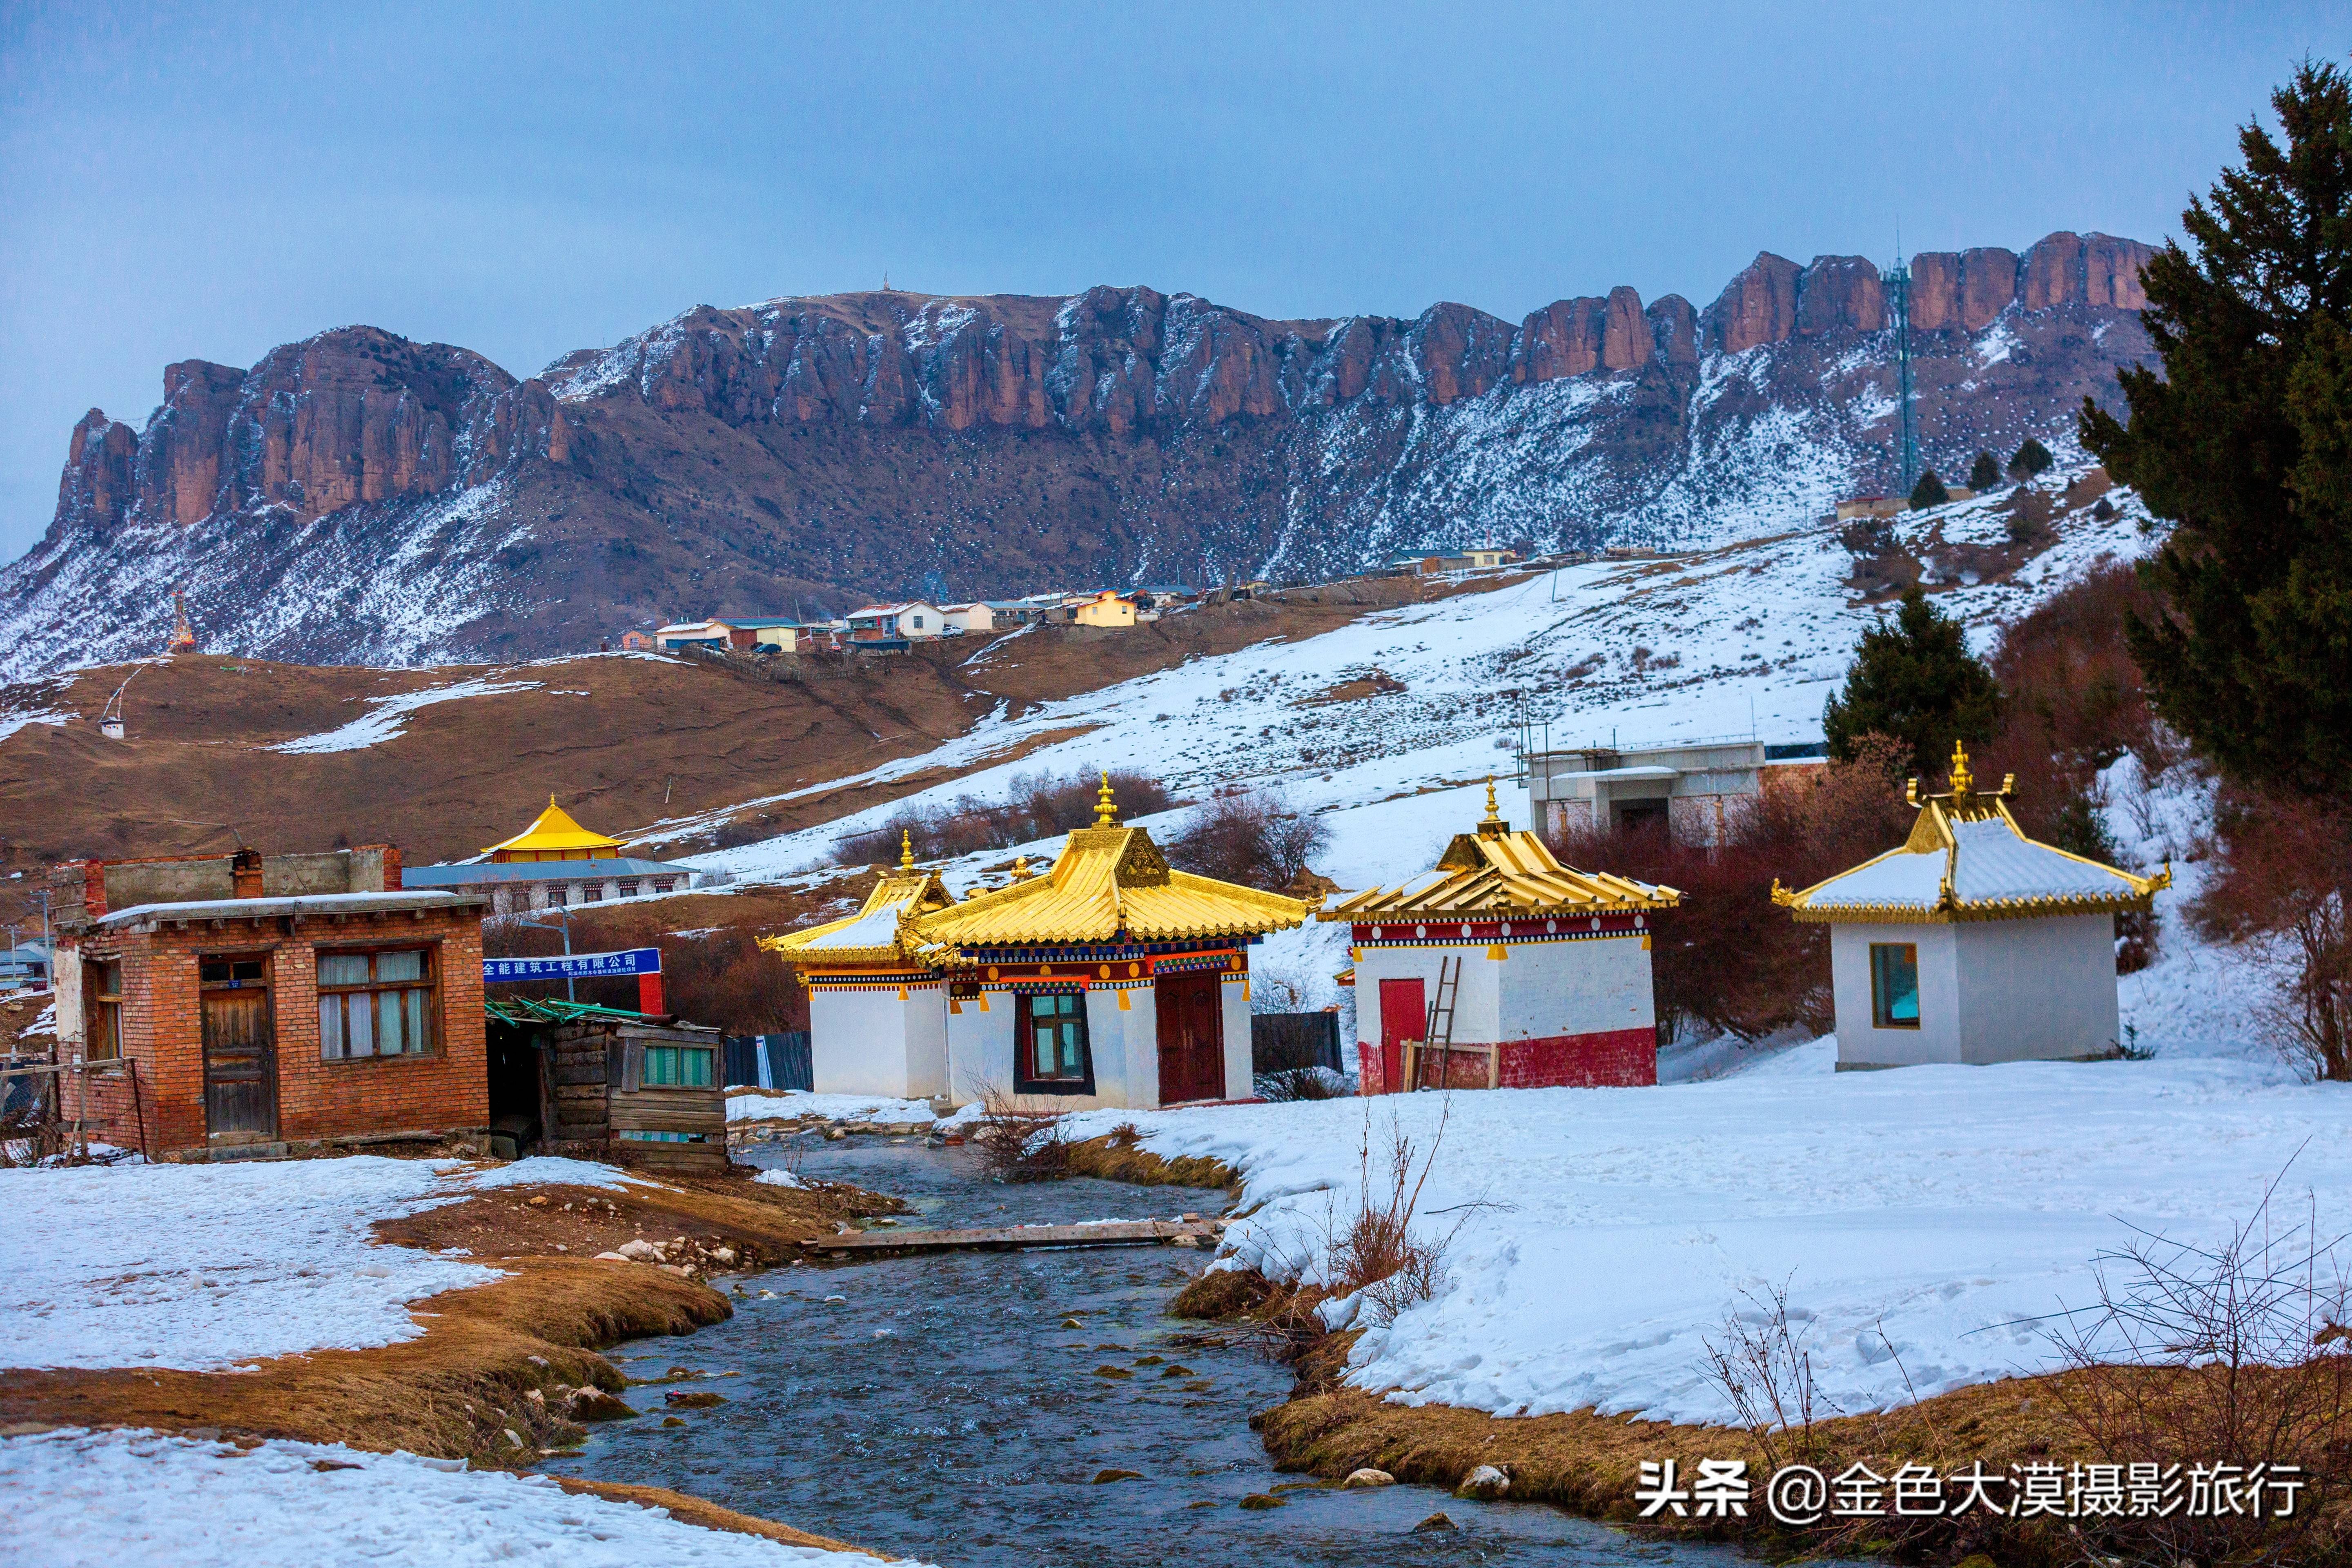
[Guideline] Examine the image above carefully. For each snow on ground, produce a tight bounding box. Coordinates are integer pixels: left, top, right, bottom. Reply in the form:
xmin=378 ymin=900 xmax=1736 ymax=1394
xmin=726 ymin=1091 xmax=943 ymax=1125
xmin=0 ymin=1428 xmax=913 ymax=1567
xmin=271 ymin=675 xmax=542 ymax=754
xmin=664 ymin=469 xmax=2157 ymax=894
xmin=2 ymin=1155 xmax=653 ymax=1372
xmin=1056 ymin=771 xmax=2349 ymax=1429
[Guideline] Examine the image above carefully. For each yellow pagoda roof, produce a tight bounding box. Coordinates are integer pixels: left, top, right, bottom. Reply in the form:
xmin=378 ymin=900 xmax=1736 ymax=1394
xmin=482 ymin=797 xmax=626 ymax=858
xmin=761 ymin=835 xmax=958 ymax=967
xmin=905 ymin=773 xmax=1313 ymax=955
xmin=1321 ymin=779 xmax=1681 ymax=922
xmin=1772 ymin=743 xmax=2170 ymax=924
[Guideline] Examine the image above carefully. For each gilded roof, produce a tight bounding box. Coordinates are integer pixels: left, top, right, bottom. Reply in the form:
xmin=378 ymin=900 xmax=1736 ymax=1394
xmin=762 ymin=841 xmax=958 ymax=966
xmin=909 ymin=826 xmax=1311 ymax=952
xmin=482 ymin=797 xmax=625 ymax=857
xmin=1320 ymin=780 xmax=1681 ymax=922
xmin=1773 ymin=743 xmax=2170 ymax=924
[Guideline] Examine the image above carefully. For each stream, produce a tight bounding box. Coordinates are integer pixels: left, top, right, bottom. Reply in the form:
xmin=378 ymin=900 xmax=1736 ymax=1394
xmin=540 ymin=1139 xmax=1764 ymax=1566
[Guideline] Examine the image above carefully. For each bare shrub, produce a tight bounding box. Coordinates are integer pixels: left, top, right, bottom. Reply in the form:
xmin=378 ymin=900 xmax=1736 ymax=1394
xmin=966 ymin=1088 xmax=1071 ymax=1183
xmin=2037 ymin=1168 xmax=2352 ymax=1565
xmin=1328 ymin=1105 xmax=1463 ymax=1326
xmin=2196 ymin=791 xmax=2352 ymax=1082
xmin=1165 ymin=787 xmax=1332 ymax=892
xmin=1701 ymin=1277 xmax=1840 ymax=1475
xmin=1256 ymin=1067 xmax=1351 ymax=1102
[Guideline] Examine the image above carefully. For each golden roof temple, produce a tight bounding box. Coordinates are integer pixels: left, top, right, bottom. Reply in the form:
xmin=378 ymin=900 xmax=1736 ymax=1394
xmin=482 ymin=797 xmax=627 ymax=863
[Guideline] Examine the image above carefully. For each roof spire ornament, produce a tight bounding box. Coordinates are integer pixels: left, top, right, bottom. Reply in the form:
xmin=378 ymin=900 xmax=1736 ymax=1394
xmin=1479 ymin=775 xmax=1506 ymax=837
xmin=1094 ymin=768 xmax=1118 ymax=829
xmin=900 ymin=830 xmax=915 ymax=871
xmin=1011 ymin=854 xmax=1031 ymax=882
xmin=1948 ymin=740 xmax=1973 ymax=800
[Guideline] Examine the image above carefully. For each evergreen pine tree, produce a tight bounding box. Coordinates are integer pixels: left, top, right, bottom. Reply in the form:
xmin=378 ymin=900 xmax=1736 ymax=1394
xmin=1968 ymin=450 xmax=2003 ymax=490
xmin=2007 ymin=437 xmax=2054 ymax=480
xmin=2080 ymin=60 xmax=2352 ymax=798
xmin=1823 ymin=586 xmax=2003 ymax=776
xmin=1909 ymin=468 xmax=1950 ymax=510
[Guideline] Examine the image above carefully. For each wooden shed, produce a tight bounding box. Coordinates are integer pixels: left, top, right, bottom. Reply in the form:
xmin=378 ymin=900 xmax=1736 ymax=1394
xmin=484 ymin=999 xmax=727 ymax=1172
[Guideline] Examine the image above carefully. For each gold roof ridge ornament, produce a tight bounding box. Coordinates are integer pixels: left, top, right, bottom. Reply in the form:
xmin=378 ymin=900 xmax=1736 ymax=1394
xmin=1094 ymin=768 xmax=1118 ymax=829
xmin=1772 ymin=741 xmax=2171 ymax=924
xmin=899 ymin=830 xmax=915 ymax=872
xmin=1479 ymin=775 xmax=1506 ymax=838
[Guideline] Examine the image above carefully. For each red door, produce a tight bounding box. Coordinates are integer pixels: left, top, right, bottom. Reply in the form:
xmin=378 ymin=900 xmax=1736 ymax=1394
xmin=1154 ymin=973 xmax=1225 ymax=1105
xmin=1377 ymin=978 xmax=1425 ymax=1096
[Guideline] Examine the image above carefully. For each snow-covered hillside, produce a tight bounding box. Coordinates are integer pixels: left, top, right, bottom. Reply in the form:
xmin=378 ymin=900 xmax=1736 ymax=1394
xmin=667 ymin=469 xmax=2158 ymax=901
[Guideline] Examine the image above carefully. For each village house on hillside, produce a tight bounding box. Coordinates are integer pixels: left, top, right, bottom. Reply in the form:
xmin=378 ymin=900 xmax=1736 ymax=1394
xmin=404 ymin=798 xmax=708 ymax=913
xmin=846 ymin=601 xmax=946 ymax=647
xmin=1774 ymin=744 xmax=2170 ymax=1069
xmin=1325 ymin=782 xmax=1680 ymax=1092
xmin=766 ymin=779 xmax=1313 ymax=1109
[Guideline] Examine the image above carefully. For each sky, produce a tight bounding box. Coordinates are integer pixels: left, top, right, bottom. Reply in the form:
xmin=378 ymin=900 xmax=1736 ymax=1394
xmin=0 ymin=2 xmax=2341 ymax=559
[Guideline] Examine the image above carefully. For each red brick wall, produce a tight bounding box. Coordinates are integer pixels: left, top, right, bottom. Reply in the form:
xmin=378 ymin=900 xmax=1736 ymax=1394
xmin=1497 ymin=1027 xmax=1656 ymax=1089
xmin=70 ymin=909 xmax=488 ymax=1154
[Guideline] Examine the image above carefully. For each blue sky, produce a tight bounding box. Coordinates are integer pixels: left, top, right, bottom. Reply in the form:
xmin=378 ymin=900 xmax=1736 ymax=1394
xmin=0 ymin=2 xmax=2340 ymax=558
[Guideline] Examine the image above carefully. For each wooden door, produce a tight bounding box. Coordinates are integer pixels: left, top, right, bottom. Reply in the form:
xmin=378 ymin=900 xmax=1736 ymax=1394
xmin=203 ymin=989 xmax=277 ymax=1138
xmin=1378 ymin=977 xmax=1425 ymax=1095
xmin=1154 ymin=973 xmax=1225 ymax=1105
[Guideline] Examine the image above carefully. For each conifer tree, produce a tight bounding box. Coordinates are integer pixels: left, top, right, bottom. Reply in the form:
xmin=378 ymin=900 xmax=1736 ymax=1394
xmin=2006 ymin=437 xmax=2054 ymax=481
xmin=1968 ymin=450 xmax=2003 ymax=490
xmin=2081 ymin=60 xmax=2352 ymax=798
xmin=1908 ymin=468 xmax=1950 ymax=510
xmin=1823 ymin=586 xmax=2002 ymax=777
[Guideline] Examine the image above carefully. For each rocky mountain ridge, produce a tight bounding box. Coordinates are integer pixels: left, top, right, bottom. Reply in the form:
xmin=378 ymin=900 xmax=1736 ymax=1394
xmin=3 ymin=231 xmax=2155 ymax=676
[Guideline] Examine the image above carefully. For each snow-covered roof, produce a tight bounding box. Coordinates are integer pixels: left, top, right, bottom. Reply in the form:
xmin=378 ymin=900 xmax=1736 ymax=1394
xmin=1553 ymin=764 xmax=1681 ymax=782
xmin=1324 ymin=780 xmax=1679 ymax=922
xmin=1776 ymin=744 xmax=2169 ymax=924
xmin=96 ymin=891 xmax=483 ymax=929
xmin=404 ymin=858 xmax=693 ymax=886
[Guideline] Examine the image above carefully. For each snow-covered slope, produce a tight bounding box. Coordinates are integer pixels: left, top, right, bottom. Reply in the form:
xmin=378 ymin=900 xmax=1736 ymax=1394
xmin=668 ymin=468 xmax=2159 ymax=897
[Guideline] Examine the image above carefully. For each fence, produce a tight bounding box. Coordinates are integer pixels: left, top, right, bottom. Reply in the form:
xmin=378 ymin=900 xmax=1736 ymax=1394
xmin=1250 ymin=1012 xmax=1341 ymax=1075
xmin=722 ymin=1032 xmax=813 ymax=1093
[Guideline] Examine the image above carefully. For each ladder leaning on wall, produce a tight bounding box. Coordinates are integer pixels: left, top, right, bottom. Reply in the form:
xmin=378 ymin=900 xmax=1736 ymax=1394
xmin=1412 ymin=956 xmax=1462 ymax=1090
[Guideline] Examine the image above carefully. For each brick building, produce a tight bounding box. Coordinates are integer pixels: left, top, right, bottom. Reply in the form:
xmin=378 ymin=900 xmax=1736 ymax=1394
xmin=52 ymin=846 xmax=490 ymax=1159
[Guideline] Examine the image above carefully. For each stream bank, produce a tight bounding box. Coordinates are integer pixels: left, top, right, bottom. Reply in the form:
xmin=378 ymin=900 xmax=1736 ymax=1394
xmin=544 ymin=1138 xmax=1751 ymax=1566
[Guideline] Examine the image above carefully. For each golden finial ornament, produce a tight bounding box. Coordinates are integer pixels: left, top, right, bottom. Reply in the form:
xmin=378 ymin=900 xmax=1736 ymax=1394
xmin=899 ymin=830 xmax=915 ymax=871
xmin=1094 ymin=768 xmax=1118 ymax=828
xmin=1012 ymin=854 xmax=1030 ymax=882
xmin=1948 ymin=740 xmax=1973 ymax=798
xmin=1479 ymin=774 xmax=1506 ymax=835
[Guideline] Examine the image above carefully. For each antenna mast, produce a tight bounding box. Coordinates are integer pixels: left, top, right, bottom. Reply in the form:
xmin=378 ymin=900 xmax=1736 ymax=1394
xmin=1887 ymin=232 xmax=1919 ymax=494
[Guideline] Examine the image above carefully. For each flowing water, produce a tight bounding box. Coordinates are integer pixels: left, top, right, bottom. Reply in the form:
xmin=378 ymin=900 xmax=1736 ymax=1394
xmin=542 ymin=1140 xmax=1757 ymax=1567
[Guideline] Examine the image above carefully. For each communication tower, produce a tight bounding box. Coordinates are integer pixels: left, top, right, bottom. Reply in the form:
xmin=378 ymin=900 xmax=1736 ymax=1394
xmin=1886 ymin=246 xmax=1920 ymax=494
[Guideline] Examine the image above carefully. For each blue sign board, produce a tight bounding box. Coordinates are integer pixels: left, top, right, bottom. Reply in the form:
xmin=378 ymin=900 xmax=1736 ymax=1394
xmin=484 ymin=947 xmax=662 ymax=983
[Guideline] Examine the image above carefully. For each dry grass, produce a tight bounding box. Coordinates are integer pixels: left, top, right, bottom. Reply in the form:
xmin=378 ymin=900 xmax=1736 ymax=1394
xmin=1060 ymin=1124 xmax=1239 ymax=1190
xmin=552 ymin=1477 xmax=893 ymax=1557
xmin=0 ymin=1165 xmax=892 ymax=1470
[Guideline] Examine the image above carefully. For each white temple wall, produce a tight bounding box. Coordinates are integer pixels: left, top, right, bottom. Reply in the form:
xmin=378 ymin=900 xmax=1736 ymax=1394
xmin=1220 ymin=973 xmax=1253 ymax=1098
xmin=811 ymin=984 xmax=949 ymax=1098
xmin=944 ymin=991 xmax=1014 ymax=1103
xmin=1831 ymin=923 xmax=1961 ymax=1066
xmin=1954 ymin=914 xmax=2120 ymax=1063
xmin=1496 ymin=935 xmax=1655 ymax=1041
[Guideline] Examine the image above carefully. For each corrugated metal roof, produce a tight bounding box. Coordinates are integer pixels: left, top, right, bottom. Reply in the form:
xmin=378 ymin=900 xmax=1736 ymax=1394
xmin=97 ymin=891 xmax=485 ymax=927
